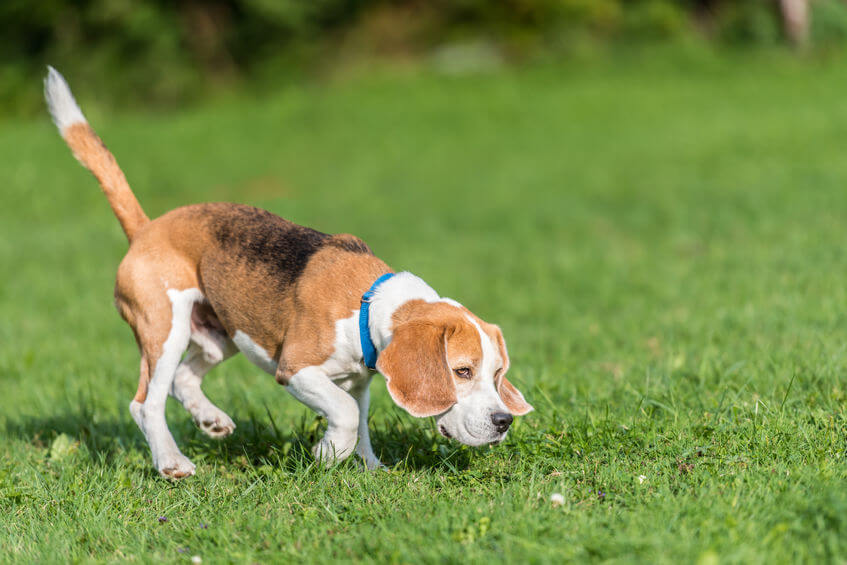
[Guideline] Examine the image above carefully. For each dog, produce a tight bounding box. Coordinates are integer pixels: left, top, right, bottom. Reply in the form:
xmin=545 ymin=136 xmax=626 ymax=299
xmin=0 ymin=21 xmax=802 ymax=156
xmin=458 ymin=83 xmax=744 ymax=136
xmin=44 ymin=67 xmax=532 ymax=478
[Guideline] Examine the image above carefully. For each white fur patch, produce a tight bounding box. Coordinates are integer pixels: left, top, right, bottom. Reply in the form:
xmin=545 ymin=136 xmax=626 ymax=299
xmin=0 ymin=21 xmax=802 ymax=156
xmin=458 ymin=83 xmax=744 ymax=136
xmin=232 ymin=330 xmax=277 ymax=375
xmin=366 ymin=272 xmax=440 ymax=351
xmin=129 ymin=399 xmax=144 ymax=430
xmin=322 ymin=310 xmax=372 ymax=381
xmin=286 ymin=366 xmax=360 ymax=464
xmin=464 ymin=314 xmax=501 ymax=381
xmin=439 ymin=297 xmax=464 ymax=309
xmin=146 ymin=288 xmax=204 ymax=411
xmin=137 ymin=287 xmax=202 ymax=477
xmin=44 ymin=66 xmax=87 ymax=134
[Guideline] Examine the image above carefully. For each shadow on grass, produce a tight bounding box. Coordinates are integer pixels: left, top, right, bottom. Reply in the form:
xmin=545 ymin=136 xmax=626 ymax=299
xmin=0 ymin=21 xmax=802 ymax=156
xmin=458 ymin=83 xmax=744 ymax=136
xmin=368 ymin=412 xmax=477 ymax=472
xmin=202 ymin=409 xmax=476 ymax=473
xmin=4 ymin=403 xmax=474 ymax=474
xmin=2 ymin=405 xmax=315 ymax=470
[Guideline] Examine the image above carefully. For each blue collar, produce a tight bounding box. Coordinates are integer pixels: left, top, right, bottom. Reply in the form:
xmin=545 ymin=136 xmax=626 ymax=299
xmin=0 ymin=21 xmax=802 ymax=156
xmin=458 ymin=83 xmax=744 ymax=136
xmin=359 ymin=273 xmax=396 ymax=369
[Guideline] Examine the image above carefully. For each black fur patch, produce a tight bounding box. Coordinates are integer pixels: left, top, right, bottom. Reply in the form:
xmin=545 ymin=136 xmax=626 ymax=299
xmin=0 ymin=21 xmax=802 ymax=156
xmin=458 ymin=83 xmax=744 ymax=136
xmin=326 ymin=234 xmax=373 ymax=254
xmin=207 ymin=204 xmax=371 ymax=285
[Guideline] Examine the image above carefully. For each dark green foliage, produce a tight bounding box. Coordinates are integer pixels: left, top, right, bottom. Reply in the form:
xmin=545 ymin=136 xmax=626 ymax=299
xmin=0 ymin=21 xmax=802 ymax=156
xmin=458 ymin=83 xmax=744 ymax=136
xmin=0 ymin=0 xmax=367 ymax=116
xmin=811 ymin=0 xmax=847 ymax=46
xmin=715 ymin=0 xmax=783 ymax=45
xmin=3 ymin=1 xmax=843 ymax=117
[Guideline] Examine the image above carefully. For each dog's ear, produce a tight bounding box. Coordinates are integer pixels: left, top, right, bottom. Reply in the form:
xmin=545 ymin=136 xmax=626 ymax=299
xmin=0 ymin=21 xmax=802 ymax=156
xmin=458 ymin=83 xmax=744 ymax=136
xmin=499 ymin=377 xmax=533 ymax=415
xmin=490 ymin=325 xmax=533 ymax=415
xmin=377 ymin=321 xmax=457 ymax=417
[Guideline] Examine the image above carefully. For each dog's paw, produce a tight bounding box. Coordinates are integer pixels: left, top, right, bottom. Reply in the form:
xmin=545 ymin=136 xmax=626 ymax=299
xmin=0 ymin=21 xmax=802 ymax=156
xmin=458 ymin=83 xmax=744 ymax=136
xmin=156 ymin=453 xmax=196 ymax=479
xmin=194 ymin=406 xmax=236 ymax=439
xmin=312 ymin=437 xmax=355 ymax=467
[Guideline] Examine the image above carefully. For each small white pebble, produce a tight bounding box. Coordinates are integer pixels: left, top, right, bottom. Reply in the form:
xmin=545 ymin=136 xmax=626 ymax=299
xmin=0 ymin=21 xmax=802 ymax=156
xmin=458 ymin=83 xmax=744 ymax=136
xmin=549 ymin=492 xmax=565 ymax=507
xmin=191 ymin=557 xmax=202 ymax=564
xmin=638 ymin=475 xmax=647 ymax=484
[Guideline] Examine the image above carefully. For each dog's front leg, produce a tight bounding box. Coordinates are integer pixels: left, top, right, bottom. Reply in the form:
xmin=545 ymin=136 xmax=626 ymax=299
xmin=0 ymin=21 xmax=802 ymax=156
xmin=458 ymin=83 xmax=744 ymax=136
xmin=284 ymin=366 xmax=359 ymax=465
xmin=348 ymin=377 xmax=384 ymax=470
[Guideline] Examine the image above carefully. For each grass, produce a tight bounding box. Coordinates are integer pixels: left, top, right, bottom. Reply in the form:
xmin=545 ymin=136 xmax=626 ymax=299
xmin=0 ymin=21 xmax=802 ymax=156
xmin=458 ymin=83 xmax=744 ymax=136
xmin=2 ymin=51 xmax=847 ymax=563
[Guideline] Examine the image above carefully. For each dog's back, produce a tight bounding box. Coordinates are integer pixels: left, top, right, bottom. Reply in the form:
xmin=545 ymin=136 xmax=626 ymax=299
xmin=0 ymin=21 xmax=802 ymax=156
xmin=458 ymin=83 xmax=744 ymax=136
xmin=122 ymin=202 xmax=382 ymax=367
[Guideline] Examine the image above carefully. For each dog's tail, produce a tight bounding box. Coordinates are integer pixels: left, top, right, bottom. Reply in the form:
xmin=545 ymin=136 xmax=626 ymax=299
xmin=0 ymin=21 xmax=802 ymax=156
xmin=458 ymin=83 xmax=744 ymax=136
xmin=44 ymin=66 xmax=149 ymax=242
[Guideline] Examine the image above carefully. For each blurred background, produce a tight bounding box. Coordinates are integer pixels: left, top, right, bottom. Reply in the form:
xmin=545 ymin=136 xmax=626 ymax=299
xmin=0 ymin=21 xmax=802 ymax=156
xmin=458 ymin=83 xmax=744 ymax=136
xmin=2 ymin=0 xmax=845 ymax=117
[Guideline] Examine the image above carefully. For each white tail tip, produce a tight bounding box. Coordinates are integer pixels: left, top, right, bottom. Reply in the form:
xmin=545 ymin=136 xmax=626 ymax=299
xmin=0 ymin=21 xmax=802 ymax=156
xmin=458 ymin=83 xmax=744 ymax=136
xmin=44 ymin=66 xmax=87 ymax=133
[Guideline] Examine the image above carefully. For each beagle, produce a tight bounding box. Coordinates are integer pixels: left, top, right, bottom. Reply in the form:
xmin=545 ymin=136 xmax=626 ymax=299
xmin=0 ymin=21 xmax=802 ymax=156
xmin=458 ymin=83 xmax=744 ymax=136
xmin=44 ymin=67 xmax=532 ymax=478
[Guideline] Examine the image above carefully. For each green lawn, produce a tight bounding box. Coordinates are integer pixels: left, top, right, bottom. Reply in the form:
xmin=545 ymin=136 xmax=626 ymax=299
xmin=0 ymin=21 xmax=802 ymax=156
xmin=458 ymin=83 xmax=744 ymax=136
xmin=2 ymin=52 xmax=847 ymax=563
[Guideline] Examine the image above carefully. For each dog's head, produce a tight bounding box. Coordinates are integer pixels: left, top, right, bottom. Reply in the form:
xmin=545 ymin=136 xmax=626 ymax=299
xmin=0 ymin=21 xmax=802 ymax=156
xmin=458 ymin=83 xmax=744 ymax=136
xmin=376 ymin=300 xmax=532 ymax=446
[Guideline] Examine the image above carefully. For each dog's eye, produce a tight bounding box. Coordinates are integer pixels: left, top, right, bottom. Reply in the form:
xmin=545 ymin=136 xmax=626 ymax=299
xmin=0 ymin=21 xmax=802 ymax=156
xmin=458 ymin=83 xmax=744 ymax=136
xmin=454 ymin=367 xmax=472 ymax=378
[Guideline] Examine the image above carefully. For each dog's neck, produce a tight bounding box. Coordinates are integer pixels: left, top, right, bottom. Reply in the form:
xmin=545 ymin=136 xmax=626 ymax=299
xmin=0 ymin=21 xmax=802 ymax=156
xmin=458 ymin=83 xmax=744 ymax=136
xmin=365 ymin=271 xmax=441 ymax=354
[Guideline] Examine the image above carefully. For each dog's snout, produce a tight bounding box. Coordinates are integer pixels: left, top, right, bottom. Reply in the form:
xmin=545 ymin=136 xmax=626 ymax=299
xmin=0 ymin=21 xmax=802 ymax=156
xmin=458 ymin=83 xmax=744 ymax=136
xmin=491 ymin=412 xmax=513 ymax=433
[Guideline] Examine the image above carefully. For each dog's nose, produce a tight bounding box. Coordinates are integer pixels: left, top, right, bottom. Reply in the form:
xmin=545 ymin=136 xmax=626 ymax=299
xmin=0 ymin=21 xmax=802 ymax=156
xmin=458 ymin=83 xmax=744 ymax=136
xmin=491 ymin=412 xmax=513 ymax=433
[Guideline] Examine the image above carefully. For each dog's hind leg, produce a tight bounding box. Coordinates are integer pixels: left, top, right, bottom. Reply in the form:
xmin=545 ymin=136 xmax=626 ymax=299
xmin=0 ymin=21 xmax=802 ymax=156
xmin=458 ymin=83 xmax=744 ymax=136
xmin=126 ymin=286 xmax=202 ymax=479
xmin=171 ymin=340 xmax=238 ymax=439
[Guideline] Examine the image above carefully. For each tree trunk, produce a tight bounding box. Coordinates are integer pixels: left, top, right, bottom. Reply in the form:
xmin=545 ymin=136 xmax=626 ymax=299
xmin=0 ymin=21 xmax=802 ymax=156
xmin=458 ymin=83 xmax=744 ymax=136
xmin=780 ymin=0 xmax=810 ymax=47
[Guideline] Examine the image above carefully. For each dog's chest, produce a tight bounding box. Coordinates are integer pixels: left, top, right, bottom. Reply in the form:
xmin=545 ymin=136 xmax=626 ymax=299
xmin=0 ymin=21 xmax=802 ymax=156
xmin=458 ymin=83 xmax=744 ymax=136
xmin=321 ymin=311 xmax=373 ymax=382
xmin=332 ymin=371 xmax=373 ymax=393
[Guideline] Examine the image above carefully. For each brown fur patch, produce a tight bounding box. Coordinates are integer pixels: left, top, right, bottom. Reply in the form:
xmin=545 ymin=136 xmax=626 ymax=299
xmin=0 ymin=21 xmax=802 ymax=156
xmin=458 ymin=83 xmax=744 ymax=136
xmin=133 ymin=354 xmax=150 ymax=403
xmin=276 ymin=245 xmax=389 ymax=383
xmin=114 ymin=246 xmax=200 ymax=402
xmin=499 ymin=378 xmax=533 ymax=415
xmin=387 ymin=300 xmax=532 ymax=415
xmin=109 ymin=200 xmax=388 ymax=390
xmin=63 ymin=123 xmax=149 ymax=241
xmin=378 ymin=300 xmax=486 ymax=416
xmin=376 ymin=319 xmax=457 ymax=417
xmin=391 ymin=301 xmax=488 ymax=376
